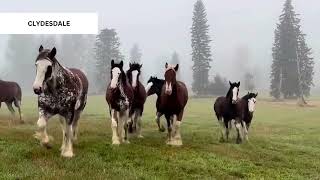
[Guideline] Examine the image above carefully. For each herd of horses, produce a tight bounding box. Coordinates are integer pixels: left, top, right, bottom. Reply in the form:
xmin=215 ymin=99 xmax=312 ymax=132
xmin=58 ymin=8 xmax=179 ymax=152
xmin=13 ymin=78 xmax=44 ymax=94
xmin=0 ymin=45 xmax=258 ymax=158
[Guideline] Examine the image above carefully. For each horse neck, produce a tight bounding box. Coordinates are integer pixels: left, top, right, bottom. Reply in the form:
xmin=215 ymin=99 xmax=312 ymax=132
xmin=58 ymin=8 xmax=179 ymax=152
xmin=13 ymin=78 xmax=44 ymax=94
xmin=226 ymin=88 xmax=233 ymax=102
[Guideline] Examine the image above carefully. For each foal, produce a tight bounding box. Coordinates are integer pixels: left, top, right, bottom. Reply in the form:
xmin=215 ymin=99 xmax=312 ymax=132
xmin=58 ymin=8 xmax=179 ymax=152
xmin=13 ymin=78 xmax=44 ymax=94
xmin=214 ymin=81 xmax=240 ymax=142
xmin=106 ymin=60 xmax=134 ymax=144
xmin=159 ymin=63 xmax=188 ymax=146
xmin=33 ymin=45 xmax=88 ymax=157
xmin=0 ymin=80 xmax=23 ymax=124
xmin=126 ymin=63 xmax=146 ymax=137
xmin=145 ymin=76 xmax=165 ymax=132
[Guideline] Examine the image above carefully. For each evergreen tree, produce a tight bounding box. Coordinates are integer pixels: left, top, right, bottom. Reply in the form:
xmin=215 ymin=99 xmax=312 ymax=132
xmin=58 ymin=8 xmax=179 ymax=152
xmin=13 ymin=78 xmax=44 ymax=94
xmin=170 ymin=51 xmax=181 ymax=80
xmin=191 ymin=0 xmax=212 ymax=95
xmin=270 ymin=0 xmax=314 ymax=99
xmin=94 ymin=28 xmax=124 ymax=93
xmin=130 ymin=43 xmax=142 ymax=63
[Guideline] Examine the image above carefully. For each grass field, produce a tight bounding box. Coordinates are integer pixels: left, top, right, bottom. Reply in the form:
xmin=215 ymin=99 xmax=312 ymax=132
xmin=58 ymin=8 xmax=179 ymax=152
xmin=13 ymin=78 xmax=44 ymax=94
xmin=0 ymin=96 xmax=319 ymax=179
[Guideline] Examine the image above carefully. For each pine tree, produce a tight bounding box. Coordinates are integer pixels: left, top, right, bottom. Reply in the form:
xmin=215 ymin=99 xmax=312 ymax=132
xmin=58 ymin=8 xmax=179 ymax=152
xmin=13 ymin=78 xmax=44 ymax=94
xmin=270 ymin=0 xmax=314 ymax=99
xmin=170 ymin=51 xmax=181 ymax=80
xmin=244 ymin=72 xmax=255 ymax=92
xmin=94 ymin=28 xmax=124 ymax=93
xmin=191 ymin=0 xmax=212 ymax=95
xmin=130 ymin=43 xmax=142 ymax=63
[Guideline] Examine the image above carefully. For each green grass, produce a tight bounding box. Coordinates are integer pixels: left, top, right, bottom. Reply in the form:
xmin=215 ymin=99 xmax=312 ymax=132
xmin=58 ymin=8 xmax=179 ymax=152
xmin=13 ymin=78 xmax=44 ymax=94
xmin=0 ymin=96 xmax=319 ymax=179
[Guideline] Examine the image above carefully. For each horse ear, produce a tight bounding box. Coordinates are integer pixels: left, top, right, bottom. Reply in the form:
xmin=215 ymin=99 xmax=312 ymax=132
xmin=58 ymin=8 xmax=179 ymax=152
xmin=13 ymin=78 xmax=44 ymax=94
xmin=255 ymin=93 xmax=258 ymax=97
xmin=165 ymin=62 xmax=168 ymax=69
xmin=39 ymin=45 xmax=43 ymax=52
xmin=237 ymin=81 xmax=241 ymax=86
xmin=111 ymin=59 xmax=115 ymax=67
xmin=119 ymin=61 xmax=123 ymax=68
xmin=229 ymin=81 xmax=232 ymax=86
xmin=174 ymin=64 xmax=179 ymax=71
xmin=140 ymin=64 xmax=143 ymax=69
xmin=248 ymin=92 xmax=250 ymax=95
xmin=129 ymin=63 xmax=132 ymax=68
xmin=48 ymin=47 xmax=56 ymax=60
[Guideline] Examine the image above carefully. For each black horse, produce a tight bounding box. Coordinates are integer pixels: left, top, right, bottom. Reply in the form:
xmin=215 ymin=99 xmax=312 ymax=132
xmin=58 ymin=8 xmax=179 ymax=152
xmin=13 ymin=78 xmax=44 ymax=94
xmin=0 ymin=80 xmax=23 ymax=124
xmin=235 ymin=92 xmax=258 ymax=142
xmin=214 ymin=81 xmax=240 ymax=143
xmin=145 ymin=76 xmax=165 ymax=132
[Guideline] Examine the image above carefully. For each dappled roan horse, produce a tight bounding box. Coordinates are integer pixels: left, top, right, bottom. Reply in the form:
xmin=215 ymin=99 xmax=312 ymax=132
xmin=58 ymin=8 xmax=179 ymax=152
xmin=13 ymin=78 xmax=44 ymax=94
xmin=33 ymin=45 xmax=88 ymax=157
xmin=0 ymin=80 xmax=23 ymax=124
xmin=214 ymin=81 xmax=240 ymax=143
xmin=145 ymin=76 xmax=165 ymax=132
xmin=235 ymin=92 xmax=258 ymax=142
xmin=126 ymin=63 xmax=146 ymax=137
xmin=106 ymin=60 xmax=134 ymax=145
xmin=159 ymin=63 xmax=188 ymax=146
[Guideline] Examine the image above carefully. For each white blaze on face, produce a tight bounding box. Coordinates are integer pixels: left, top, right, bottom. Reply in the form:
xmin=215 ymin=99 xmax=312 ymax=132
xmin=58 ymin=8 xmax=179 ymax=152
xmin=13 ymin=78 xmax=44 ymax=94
xmin=165 ymin=81 xmax=172 ymax=95
xmin=145 ymin=82 xmax=153 ymax=92
xmin=131 ymin=70 xmax=139 ymax=88
xmin=33 ymin=60 xmax=52 ymax=90
xmin=248 ymin=98 xmax=256 ymax=113
xmin=232 ymin=87 xmax=238 ymax=103
xmin=110 ymin=67 xmax=121 ymax=88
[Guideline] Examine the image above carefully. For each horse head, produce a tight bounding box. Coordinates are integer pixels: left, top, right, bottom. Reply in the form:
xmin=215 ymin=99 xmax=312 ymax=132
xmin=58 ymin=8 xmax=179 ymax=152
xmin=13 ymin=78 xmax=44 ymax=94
xmin=227 ymin=81 xmax=240 ymax=104
xmin=164 ymin=63 xmax=179 ymax=95
xmin=127 ymin=62 xmax=142 ymax=89
xmin=33 ymin=45 xmax=57 ymax=95
xmin=247 ymin=92 xmax=258 ymax=113
xmin=110 ymin=60 xmax=125 ymax=89
xmin=146 ymin=76 xmax=164 ymax=96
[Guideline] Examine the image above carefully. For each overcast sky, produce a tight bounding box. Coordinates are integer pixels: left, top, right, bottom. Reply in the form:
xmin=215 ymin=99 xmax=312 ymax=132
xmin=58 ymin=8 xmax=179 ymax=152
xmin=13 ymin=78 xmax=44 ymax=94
xmin=0 ymin=0 xmax=319 ymax=91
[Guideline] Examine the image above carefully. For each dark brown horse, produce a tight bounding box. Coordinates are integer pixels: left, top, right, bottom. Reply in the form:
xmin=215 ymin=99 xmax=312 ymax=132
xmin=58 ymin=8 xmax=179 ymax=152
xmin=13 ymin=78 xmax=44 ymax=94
xmin=159 ymin=63 xmax=188 ymax=146
xmin=0 ymin=80 xmax=23 ymax=124
xmin=145 ymin=76 xmax=165 ymax=132
xmin=106 ymin=60 xmax=134 ymax=145
xmin=235 ymin=92 xmax=258 ymax=142
xmin=126 ymin=63 xmax=146 ymax=137
xmin=33 ymin=45 xmax=88 ymax=158
xmin=214 ymin=81 xmax=240 ymax=143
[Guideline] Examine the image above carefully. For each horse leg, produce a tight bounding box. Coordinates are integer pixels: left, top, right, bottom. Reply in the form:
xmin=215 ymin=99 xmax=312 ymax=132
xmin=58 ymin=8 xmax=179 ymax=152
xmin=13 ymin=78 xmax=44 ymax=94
xmin=59 ymin=116 xmax=66 ymax=151
xmin=235 ymin=118 xmax=243 ymax=144
xmin=72 ymin=111 xmax=81 ymax=142
xmin=61 ymin=120 xmax=74 ymax=158
xmin=136 ymin=109 xmax=143 ymax=138
xmin=111 ymin=109 xmax=120 ymax=145
xmin=34 ymin=112 xmax=52 ymax=148
xmin=156 ymin=112 xmax=165 ymax=132
xmin=122 ymin=109 xmax=130 ymax=144
xmin=13 ymin=98 xmax=23 ymax=124
xmin=165 ymin=116 xmax=172 ymax=144
xmin=218 ymin=117 xmax=226 ymax=142
xmin=224 ymin=120 xmax=230 ymax=142
xmin=170 ymin=113 xmax=183 ymax=146
xmin=242 ymin=121 xmax=249 ymax=141
xmin=5 ymin=102 xmax=15 ymax=125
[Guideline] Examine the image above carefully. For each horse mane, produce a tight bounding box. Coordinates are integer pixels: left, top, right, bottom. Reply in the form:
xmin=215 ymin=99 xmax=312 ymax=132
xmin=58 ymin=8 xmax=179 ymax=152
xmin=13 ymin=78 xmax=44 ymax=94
xmin=242 ymin=93 xmax=256 ymax=100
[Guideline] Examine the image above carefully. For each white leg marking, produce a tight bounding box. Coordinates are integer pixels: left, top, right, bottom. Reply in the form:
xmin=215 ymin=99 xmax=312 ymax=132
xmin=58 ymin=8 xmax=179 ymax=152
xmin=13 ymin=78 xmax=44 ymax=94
xmin=243 ymin=121 xmax=249 ymax=141
xmin=34 ymin=114 xmax=50 ymax=145
xmin=137 ymin=114 xmax=143 ymax=138
xmin=111 ymin=109 xmax=120 ymax=145
xmin=61 ymin=124 xmax=74 ymax=158
xmin=167 ymin=115 xmax=182 ymax=146
xmin=59 ymin=116 xmax=66 ymax=151
xmin=218 ymin=119 xmax=226 ymax=141
xmin=235 ymin=121 xmax=243 ymax=143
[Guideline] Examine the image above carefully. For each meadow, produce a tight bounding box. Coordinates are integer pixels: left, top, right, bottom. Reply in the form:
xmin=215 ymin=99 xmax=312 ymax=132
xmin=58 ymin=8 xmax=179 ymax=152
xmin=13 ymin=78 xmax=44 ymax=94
xmin=0 ymin=95 xmax=319 ymax=179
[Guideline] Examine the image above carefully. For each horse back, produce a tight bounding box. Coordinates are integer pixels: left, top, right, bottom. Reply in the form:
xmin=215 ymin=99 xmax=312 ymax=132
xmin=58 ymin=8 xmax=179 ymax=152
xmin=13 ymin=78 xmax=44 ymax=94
xmin=69 ymin=68 xmax=89 ymax=94
xmin=214 ymin=96 xmax=235 ymax=120
xmin=0 ymin=80 xmax=22 ymax=102
xmin=236 ymin=99 xmax=252 ymax=123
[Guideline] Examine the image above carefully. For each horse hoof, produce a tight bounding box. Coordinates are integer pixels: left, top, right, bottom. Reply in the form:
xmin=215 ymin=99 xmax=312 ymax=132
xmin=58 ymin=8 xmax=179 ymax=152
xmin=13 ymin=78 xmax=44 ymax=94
xmin=124 ymin=140 xmax=130 ymax=144
xmin=61 ymin=151 xmax=74 ymax=158
xmin=19 ymin=120 xmax=25 ymax=124
xmin=167 ymin=139 xmax=183 ymax=146
xmin=236 ymin=139 xmax=242 ymax=144
xmin=159 ymin=127 xmax=166 ymax=132
xmin=219 ymin=137 xmax=225 ymax=143
xmin=42 ymin=143 xmax=52 ymax=149
xmin=137 ymin=135 xmax=144 ymax=139
xmin=112 ymin=139 xmax=120 ymax=145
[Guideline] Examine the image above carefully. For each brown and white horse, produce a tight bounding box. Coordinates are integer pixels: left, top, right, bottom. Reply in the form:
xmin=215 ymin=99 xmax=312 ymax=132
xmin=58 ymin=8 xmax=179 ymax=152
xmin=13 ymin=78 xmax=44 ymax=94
xmin=0 ymin=80 xmax=23 ymax=124
xmin=159 ymin=63 xmax=188 ymax=146
xmin=33 ymin=45 xmax=88 ymax=157
xmin=106 ymin=60 xmax=134 ymax=145
xmin=126 ymin=63 xmax=146 ymax=137
xmin=214 ymin=81 xmax=240 ymax=143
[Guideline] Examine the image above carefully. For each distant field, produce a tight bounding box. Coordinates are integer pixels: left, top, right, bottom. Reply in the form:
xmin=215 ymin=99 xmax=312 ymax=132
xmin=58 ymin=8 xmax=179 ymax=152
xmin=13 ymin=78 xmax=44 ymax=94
xmin=0 ymin=96 xmax=319 ymax=179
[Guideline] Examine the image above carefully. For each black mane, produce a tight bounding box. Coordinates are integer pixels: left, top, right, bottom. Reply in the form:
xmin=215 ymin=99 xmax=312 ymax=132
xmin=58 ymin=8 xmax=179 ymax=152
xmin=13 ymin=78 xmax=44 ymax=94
xmin=242 ymin=92 xmax=258 ymax=100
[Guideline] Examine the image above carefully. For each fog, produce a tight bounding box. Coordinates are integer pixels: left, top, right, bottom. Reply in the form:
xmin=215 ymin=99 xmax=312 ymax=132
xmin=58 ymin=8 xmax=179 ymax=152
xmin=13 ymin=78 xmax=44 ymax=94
xmin=0 ymin=0 xmax=319 ymax=94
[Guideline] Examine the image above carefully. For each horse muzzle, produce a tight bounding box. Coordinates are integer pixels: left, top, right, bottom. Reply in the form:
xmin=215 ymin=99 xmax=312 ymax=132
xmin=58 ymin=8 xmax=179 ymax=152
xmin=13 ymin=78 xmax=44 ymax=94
xmin=232 ymin=100 xmax=237 ymax=104
xmin=33 ymin=87 xmax=42 ymax=95
xmin=165 ymin=89 xmax=172 ymax=95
